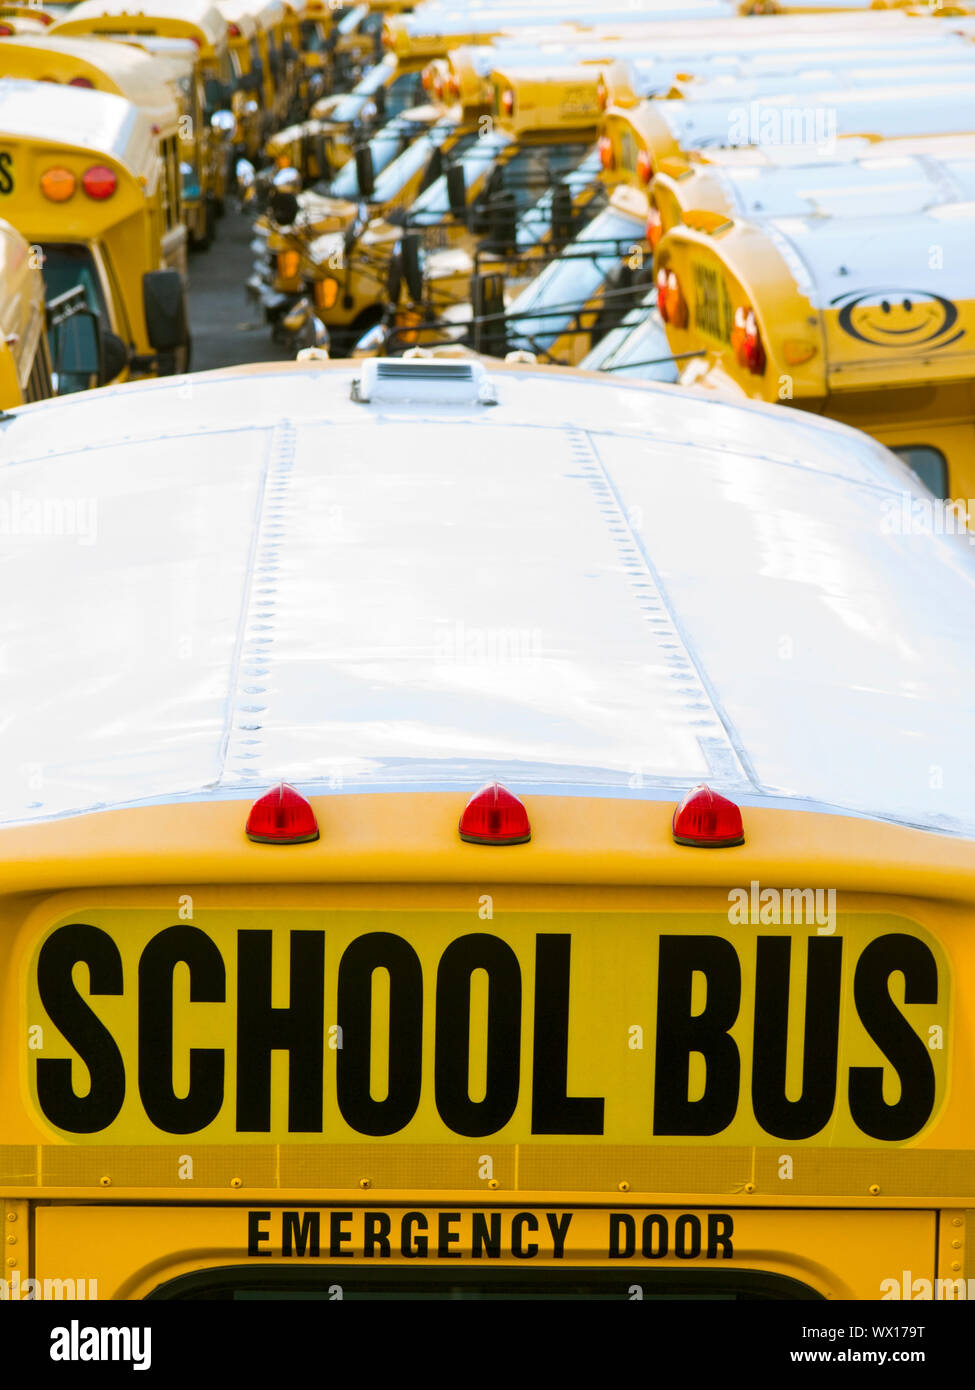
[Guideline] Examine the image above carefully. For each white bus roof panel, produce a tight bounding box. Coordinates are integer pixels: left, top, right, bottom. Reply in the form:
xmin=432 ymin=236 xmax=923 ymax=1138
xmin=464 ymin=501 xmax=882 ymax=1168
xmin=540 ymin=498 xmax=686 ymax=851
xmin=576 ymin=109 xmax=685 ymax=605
xmin=1 ymin=365 xmax=974 ymax=837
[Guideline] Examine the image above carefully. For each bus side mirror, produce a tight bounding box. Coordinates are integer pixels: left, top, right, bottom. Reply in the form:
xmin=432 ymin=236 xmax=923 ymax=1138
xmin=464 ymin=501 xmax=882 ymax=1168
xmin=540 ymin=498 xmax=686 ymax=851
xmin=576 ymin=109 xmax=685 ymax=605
xmin=354 ymin=143 xmax=375 ymax=199
xmin=471 ymin=271 xmax=507 ymax=358
xmin=551 ymin=184 xmax=573 ymax=245
xmin=402 ymin=232 xmax=423 ymax=302
xmin=486 ymin=189 xmax=517 ymax=255
xmin=143 ymin=269 xmax=189 ymax=352
xmin=211 ymin=109 xmax=236 ymax=136
xmin=446 ymin=162 xmax=466 ymax=219
xmin=52 ymin=308 xmax=121 ymax=391
xmin=374 ymin=85 xmax=386 ymax=118
xmin=270 ymin=190 xmax=299 ymax=225
xmin=102 ymin=330 xmax=128 ymax=384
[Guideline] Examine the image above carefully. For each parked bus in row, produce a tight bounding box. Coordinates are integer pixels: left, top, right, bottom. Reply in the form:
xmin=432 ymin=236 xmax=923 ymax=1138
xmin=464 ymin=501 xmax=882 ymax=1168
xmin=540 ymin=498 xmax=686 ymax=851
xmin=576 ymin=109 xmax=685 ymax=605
xmin=0 ymin=80 xmax=191 ymax=387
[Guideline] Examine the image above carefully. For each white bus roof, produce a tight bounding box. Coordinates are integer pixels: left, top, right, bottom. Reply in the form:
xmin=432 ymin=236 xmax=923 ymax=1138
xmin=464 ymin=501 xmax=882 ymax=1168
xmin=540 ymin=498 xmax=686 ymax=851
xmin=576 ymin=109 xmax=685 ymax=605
xmin=761 ymin=201 xmax=975 ymax=309
xmin=0 ymin=78 xmax=155 ymax=175
xmin=0 ymin=33 xmax=183 ymax=129
xmin=703 ymin=153 xmax=975 ymax=220
xmin=657 ymin=83 xmax=975 ymax=150
xmin=51 ymin=0 xmax=228 ymax=50
xmin=2 ymin=362 xmax=975 ymax=838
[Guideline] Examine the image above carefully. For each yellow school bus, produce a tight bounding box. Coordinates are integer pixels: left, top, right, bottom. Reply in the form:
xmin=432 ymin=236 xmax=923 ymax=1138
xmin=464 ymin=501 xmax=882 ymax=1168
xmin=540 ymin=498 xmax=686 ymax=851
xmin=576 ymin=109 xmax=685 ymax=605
xmin=0 ymin=216 xmax=55 ymax=408
xmin=0 ymin=356 xmax=973 ymax=1301
xmin=216 ymin=0 xmax=267 ymax=157
xmin=615 ymin=81 xmax=975 ymax=186
xmin=0 ymin=79 xmax=191 ymax=387
xmin=50 ymin=0 xmax=234 ymax=246
xmin=258 ymin=64 xmax=613 ymax=352
xmin=654 ymin=199 xmax=975 ymax=498
xmin=265 ymin=51 xmax=428 ymax=183
xmin=0 ymin=33 xmax=189 ymax=274
xmin=647 ymin=131 xmax=975 ymax=247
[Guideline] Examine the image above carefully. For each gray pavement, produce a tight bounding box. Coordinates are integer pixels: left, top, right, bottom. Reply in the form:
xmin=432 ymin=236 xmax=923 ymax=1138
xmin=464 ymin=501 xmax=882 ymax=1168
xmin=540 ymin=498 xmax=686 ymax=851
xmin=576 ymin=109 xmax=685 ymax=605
xmin=186 ymin=202 xmax=294 ymax=372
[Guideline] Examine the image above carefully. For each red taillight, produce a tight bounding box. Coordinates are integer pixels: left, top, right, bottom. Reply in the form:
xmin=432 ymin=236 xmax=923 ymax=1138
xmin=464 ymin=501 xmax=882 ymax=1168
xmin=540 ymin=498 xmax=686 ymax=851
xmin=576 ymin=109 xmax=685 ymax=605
xmin=245 ymin=782 xmax=320 ymax=844
xmin=228 ymin=21 xmax=240 ymax=36
xmin=82 ymin=164 xmax=116 ymax=200
xmin=446 ymin=73 xmax=459 ymax=100
xmin=0 ymin=22 xmax=14 ymax=35
xmin=596 ymin=74 xmax=608 ymax=111
xmin=598 ymin=135 xmax=615 ymax=171
xmin=421 ymin=65 xmax=434 ymax=93
xmin=501 ymin=87 xmax=514 ymax=116
xmin=646 ymin=204 xmax=662 ymax=250
xmin=656 ymin=267 xmax=686 ymax=329
xmin=458 ymin=782 xmax=531 ymax=846
xmin=672 ymin=784 xmax=745 ymax=848
xmin=732 ymin=305 xmax=765 ymax=375
xmin=69 ymin=76 xmax=95 ymax=88
xmin=636 ymin=149 xmax=653 ymax=185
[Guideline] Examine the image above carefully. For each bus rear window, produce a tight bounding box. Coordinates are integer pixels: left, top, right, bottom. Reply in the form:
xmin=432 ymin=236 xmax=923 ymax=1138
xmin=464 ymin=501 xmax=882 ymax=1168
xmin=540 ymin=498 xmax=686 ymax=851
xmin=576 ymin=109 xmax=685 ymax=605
xmin=150 ymin=1267 xmax=823 ymax=1301
xmin=891 ymin=445 xmax=948 ymax=499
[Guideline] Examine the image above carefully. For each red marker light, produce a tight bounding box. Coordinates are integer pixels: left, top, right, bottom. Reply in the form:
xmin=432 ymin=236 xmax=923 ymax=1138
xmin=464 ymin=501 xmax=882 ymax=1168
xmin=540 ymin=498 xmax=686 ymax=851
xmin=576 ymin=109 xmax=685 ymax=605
xmin=636 ymin=148 xmax=653 ymax=185
xmin=732 ymin=304 xmax=765 ymax=375
xmin=646 ymin=203 xmax=662 ymax=250
xmin=246 ymin=782 xmax=320 ymax=844
xmin=598 ymin=134 xmax=615 ymax=171
xmin=82 ymin=165 xmax=117 ymax=199
xmin=672 ymin=784 xmax=744 ymax=848
xmin=459 ymin=782 xmax=531 ymax=846
xmin=69 ymin=76 xmax=96 ymax=88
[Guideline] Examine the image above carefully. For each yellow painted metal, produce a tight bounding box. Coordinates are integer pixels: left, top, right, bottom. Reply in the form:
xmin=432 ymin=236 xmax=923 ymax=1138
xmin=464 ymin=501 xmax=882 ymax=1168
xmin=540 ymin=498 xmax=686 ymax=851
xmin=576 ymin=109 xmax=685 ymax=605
xmin=32 ymin=1202 xmax=936 ymax=1300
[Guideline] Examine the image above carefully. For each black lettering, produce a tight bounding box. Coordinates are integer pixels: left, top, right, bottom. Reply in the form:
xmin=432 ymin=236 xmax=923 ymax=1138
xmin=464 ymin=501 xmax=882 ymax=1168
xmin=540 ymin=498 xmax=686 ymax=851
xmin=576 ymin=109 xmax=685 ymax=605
xmin=434 ymin=934 xmax=520 ymax=1137
xmin=329 ymin=1211 xmax=353 ymax=1256
xmin=752 ymin=937 xmax=842 ymax=1140
xmin=707 ymin=1213 xmax=734 ymax=1259
xmin=653 ymin=936 xmax=740 ymax=1136
xmin=336 ymin=933 xmax=422 ymax=1136
xmin=0 ymin=152 xmax=13 ymax=195
xmin=511 ymin=1211 xmax=538 ymax=1259
xmin=402 ymin=1211 xmax=428 ymax=1258
xmin=531 ymin=935 xmax=604 ymax=1135
xmin=674 ymin=1213 xmax=701 ymax=1259
xmin=364 ymin=1211 xmax=391 ymax=1258
xmin=437 ymin=1211 xmax=461 ymax=1258
xmin=235 ymin=930 xmax=324 ymax=1133
xmin=546 ymin=1212 xmax=572 ymax=1259
xmin=138 ymin=925 xmax=225 ymax=1134
xmin=283 ymin=1210 xmax=320 ymax=1257
xmin=36 ymin=924 xmax=125 ymax=1134
xmin=609 ymin=1213 xmax=635 ymax=1259
xmin=471 ymin=1212 xmax=501 ymax=1258
xmin=247 ymin=1210 xmax=271 ymax=1256
xmin=642 ymin=1214 xmax=668 ymax=1259
xmin=848 ymin=934 xmax=938 ymax=1141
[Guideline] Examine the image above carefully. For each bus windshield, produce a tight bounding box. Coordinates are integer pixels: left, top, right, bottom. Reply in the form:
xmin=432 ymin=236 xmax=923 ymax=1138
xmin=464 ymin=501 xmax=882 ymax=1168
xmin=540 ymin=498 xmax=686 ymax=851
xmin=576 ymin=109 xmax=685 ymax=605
xmin=506 ymin=207 xmax=644 ymax=353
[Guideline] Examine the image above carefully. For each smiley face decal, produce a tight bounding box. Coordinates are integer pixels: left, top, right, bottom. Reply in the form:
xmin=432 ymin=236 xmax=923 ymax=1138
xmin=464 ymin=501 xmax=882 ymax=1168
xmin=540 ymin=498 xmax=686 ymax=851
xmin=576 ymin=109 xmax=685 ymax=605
xmin=830 ymin=288 xmax=964 ymax=350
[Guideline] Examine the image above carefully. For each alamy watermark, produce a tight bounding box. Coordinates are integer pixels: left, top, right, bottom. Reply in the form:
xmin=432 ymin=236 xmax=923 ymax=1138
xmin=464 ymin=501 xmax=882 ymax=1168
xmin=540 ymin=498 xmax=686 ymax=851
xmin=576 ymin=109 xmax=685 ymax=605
xmin=728 ymin=101 xmax=837 ymax=155
xmin=1 ymin=1271 xmax=98 ymax=1299
xmin=433 ymin=619 xmax=542 ymax=666
xmin=881 ymin=493 xmax=974 ymax=543
xmin=728 ymin=880 xmax=836 ymax=935
xmin=0 ymin=491 xmax=97 ymax=545
xmin=881 ymin=1270 xmax=975 ymax=1300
